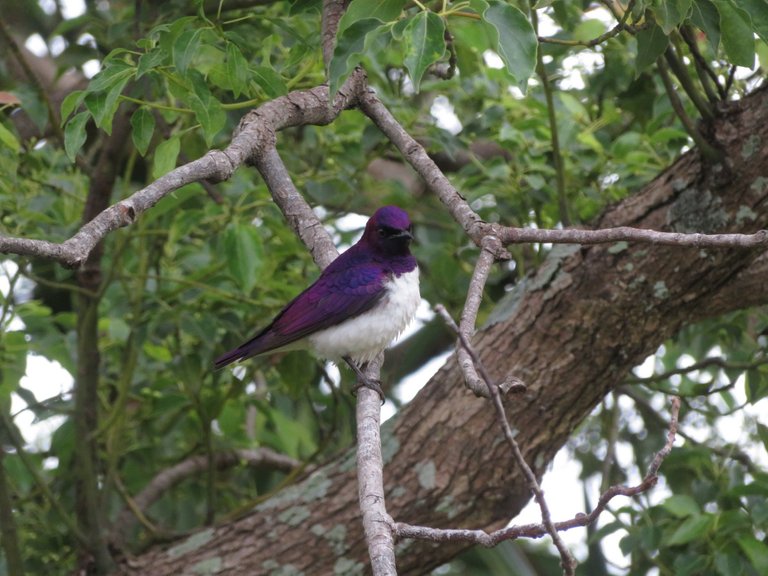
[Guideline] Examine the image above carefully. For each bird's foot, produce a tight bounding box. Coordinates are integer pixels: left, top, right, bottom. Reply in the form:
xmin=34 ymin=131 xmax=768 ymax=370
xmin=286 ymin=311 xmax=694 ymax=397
xmin=344 ymin=356 xmax=386 ymax=404
xmin=351 ymin=378 xmax=386 ymax=404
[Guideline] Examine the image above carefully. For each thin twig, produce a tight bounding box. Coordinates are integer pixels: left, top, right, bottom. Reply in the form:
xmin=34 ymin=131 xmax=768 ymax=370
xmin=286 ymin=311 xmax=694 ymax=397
xmin=434 ymin=304 xmax=577 ymax=575
xmin=625 ymin=355 xmax=768 ymax=385
xmin=619 ymin=386 xmax=757 ymax=473
xmin=538 ymin=0 xmax=639 ymax=47
xmin=534 ymin=10 xmax=570 ymax=227
xmin=394 ymin=398 xmax=681 ymax=550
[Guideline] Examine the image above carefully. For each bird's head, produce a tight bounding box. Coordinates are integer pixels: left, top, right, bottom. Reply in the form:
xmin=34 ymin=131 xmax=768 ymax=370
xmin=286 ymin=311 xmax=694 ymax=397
xmin=364 ymin=205 xmax=414 ymax=256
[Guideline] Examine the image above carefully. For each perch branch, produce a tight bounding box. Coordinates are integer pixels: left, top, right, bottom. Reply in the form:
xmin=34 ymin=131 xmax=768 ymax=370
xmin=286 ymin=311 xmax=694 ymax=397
xmin=356 ymin=355 xmax=397 ymax=576
xmin=245 ymin=72 xmax=392 ymax=573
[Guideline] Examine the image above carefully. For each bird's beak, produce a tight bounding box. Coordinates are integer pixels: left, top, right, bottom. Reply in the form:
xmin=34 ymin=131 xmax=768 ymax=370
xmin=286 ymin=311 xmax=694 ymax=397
xmin=396 ymin=229 xmax=413 ymax=240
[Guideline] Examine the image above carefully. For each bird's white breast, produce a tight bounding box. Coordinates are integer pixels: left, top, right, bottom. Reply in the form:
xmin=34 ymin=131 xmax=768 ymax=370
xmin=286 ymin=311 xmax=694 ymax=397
xmin=308 ymin=268 xmax=420 ymax=364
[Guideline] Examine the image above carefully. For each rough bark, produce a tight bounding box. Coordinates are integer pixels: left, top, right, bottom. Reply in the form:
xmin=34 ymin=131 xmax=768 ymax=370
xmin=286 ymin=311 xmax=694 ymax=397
xmin=116 ymin=87 xmax=768 ymax=575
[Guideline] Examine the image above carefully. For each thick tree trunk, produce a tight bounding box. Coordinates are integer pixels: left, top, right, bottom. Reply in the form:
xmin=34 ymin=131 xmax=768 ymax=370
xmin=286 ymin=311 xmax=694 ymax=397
xmin=117 ymin=86 xmax=768 ymax=575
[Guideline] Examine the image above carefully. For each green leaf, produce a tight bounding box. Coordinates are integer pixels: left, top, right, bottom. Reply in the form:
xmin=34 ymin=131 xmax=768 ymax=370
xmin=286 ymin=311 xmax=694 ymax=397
xmin=143 ymin=341 xmax=172 ymax=363
xmin=337 ymin=0 xmax=406 ymax=35
xmin=0 ymin=121 xmax=20 ymax=153
xmin=0 ymin=331 xmax=27 ymax=400
xmin=60 ymin=90 xmax=85 ymax=123
xmin=667 ymin=513 xmax=714 ymax=545
xmin=738 ymin=536 xmax=768 ymax=572
xmin=137 ymin=47 xmax=168 ymax=79
xmin=84 ymin=68 xmax=132 ymax=134
xmin=713 ymin=0 xmax=756 ymax=67
xmin=482 ymin=0 xmax=537 ymax=91
xmin=328 ymin=18 xmax=385 ymax=95
xmin=739 ymin=0 xmax=768 ymax=43
xmin=64 ymin=110 xmax=90 ymax=162
xmin=757 ymin=423 xmax=768 ymax=454
xmin=173 ymin=28 xmax=202 ymax=76
xmin=655 ymin=0 xmax=693 ymax=34
xmin=226 ymin=42 xmax=250 ymax=98
xmin=714 ymin=552 xmax=743 ymax=576
xmin=87 ymin=61 xmax=134 ymax=92
xmin=152 ymin=135 xmax=180 ymax=178
xmin=252 ymin=65 xmax=287 ymax=98
xmin=662 ymin=495 xmax=701 ymax=517
xmin=746 ymin=366 xmax=768 ymax=403
xmin=403 ymin=11 xmax=446 ymax=92
xmin=130 ymin=107 xmax=155 ymax=156
xmin=14 ymin=86 xmax=48 ymax=131
xmin=691 ymin=0 xmax=721 ymax=52
xmin=635 ymin=21 xmax=670 ymax=73
xmin=188 ymin=72 xmax=226 ymax=146
xmin=223 ymin=223 xmax=264 ymax=293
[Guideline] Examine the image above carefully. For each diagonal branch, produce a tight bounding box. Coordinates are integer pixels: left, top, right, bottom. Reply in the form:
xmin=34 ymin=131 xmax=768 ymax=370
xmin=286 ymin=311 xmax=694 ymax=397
xmin=111 ymin=448 xmax=299 ymax=544
xmin=456 ymin=236 xmax=500 ymax=397
xmin=0 ymin=71 xmax=368 ymax=268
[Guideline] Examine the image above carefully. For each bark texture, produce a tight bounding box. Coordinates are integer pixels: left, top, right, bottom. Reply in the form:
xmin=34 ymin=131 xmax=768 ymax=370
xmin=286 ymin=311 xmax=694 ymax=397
xmin=117 ymin=87 xmax=768 ymax=575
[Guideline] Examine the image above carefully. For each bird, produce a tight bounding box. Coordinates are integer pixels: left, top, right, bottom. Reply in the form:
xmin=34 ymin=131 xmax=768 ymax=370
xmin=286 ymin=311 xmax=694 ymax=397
xmin=214 ymin=205 xmax=420 ymax=400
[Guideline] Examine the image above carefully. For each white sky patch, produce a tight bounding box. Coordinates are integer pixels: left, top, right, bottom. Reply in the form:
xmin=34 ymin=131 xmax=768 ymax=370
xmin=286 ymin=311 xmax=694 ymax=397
xmin=559 ymin=51 xmax=604 ymax=91
xmin=24 ymin=33 xmax=48 ymax=57
xmin=431 ymin=95 xmax=463 ymax=135
xmin=0 ymin=260 xmax=19 ymax=297
xmin=483 ymin=50 xmax=504 ymax=70
xmin=82 ymin=60 xmax=101 ymax=77
xmin=11 ymin=355 xmax=72 ymax=450
xmin=62 ymin=0 xmax=87 ymax=18
xmin=49 ymin=35 xmax=67 ymax=57
xmin=38 ymin=0 xmax=57 ymax=15
xmin=514 ymin=449 xmax=587 ymax=555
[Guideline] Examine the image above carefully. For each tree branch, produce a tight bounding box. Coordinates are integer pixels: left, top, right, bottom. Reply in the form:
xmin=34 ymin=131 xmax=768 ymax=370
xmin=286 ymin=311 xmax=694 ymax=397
xmin=321 ymin=0 xmax=350 ymax=69
xmin=456 ymin=236 xmax=501 ymax=397
xmin=657 ymin=56 xmax=721 ymax=162
xmin=497 ymin=226 xmax=768 ymax=248
xmin=0 ymin=72 xmax=368 ymax=268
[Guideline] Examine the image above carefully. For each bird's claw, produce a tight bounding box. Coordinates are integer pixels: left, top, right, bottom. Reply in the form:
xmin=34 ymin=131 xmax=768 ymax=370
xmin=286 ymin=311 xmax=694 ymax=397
xmin=352 ymin=378 xmax=386 ymax=405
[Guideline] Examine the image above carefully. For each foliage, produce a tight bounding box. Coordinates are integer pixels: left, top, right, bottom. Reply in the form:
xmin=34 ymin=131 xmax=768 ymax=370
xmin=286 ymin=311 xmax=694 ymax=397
xmin=1 ymin=0 xmax=767 ymax=574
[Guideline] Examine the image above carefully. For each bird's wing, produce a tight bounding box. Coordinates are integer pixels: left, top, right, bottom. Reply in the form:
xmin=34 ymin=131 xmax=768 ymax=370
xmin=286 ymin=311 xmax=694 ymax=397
xmin=214 ymin=261 xmax=388 ymax=368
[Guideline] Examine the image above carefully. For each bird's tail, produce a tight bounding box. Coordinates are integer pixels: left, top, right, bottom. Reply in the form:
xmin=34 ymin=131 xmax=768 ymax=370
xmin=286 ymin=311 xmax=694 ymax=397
xmin=213 ymin=346 xmax=248 ymax=370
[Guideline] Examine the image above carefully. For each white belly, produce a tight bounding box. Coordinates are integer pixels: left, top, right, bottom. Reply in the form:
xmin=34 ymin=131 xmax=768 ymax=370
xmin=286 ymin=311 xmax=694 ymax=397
xmin=308 ymin=268 xmax=420 ymax=363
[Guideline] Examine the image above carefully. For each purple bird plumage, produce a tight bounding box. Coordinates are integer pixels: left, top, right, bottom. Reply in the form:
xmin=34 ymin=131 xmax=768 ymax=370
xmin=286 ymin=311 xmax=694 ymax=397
xmin=214 ymin=206 xmax=420 ymax=392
